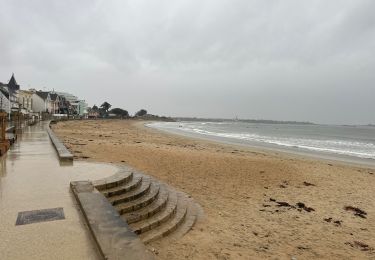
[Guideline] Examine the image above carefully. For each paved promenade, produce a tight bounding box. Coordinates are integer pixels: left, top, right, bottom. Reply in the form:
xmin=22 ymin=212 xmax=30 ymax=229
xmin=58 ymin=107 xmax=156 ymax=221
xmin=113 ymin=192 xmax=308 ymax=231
xmin=0 ymin=121 xmax=119 ymax=259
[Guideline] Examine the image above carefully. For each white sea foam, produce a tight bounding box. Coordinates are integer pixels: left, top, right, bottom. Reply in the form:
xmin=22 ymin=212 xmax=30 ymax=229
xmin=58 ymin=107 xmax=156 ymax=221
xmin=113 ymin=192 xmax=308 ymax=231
xmin=148 ymin=122 xmax=375 ymax=160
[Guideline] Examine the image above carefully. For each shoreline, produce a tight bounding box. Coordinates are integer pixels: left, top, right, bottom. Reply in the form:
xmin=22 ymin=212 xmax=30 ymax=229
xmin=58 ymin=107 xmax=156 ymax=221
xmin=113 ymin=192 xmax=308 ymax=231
xmin=52 ymin=119 xmax=375 ymax=259
xmin=144 ymin=121 xmax=375 ymax=170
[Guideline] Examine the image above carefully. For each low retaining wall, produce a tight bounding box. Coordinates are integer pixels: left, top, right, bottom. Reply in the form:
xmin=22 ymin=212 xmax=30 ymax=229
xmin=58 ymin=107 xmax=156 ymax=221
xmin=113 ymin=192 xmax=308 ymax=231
xmin=46 ymin=122 xmax=73 ymax=161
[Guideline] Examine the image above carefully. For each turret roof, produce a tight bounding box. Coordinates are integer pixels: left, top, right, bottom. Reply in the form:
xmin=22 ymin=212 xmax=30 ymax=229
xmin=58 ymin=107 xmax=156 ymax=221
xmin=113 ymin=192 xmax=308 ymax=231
xmin=7 ymin=73 xmax=20 ymax=91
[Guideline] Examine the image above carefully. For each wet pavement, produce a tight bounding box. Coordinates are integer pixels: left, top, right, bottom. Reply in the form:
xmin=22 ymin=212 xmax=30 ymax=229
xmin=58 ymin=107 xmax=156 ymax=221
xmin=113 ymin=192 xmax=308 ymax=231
xmin=0 ymin=121 xmax=119 ymax=259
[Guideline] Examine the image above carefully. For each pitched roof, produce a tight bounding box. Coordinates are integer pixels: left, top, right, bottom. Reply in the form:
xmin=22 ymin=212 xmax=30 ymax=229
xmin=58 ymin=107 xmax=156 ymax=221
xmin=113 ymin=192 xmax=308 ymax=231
xmin=0 ymin=88 xmax=9 ymax=98
xmin=7 ymin=73 xmax=20 ymax=91
xmin=35 ymin=91 xmax=50 ymax=100
xmin=50 ymin=93 xmax=58 ymax=101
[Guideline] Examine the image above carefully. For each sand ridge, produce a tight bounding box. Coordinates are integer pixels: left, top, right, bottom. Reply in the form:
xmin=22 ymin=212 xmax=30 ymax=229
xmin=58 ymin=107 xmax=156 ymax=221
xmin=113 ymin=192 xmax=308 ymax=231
xmin=52 ymin=119 xmax=375 ymax=260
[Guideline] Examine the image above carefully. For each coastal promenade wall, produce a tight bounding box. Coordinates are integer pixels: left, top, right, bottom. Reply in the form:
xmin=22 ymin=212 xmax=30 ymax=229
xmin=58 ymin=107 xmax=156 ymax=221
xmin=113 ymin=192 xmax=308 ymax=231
xmin=46 ymin=121 xmax=73 ymax=161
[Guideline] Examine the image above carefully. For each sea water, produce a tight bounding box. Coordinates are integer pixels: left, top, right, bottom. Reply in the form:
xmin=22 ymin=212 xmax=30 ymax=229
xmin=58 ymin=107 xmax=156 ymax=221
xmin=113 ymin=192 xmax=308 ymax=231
xmin=148 ymin=121 xmax=375 ymax=165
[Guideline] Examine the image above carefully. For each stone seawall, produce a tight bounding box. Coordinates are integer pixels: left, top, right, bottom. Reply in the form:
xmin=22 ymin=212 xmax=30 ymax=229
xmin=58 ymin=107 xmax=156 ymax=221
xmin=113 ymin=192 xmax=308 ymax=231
xmin=46 ymin=121 xmax=73 ymax=161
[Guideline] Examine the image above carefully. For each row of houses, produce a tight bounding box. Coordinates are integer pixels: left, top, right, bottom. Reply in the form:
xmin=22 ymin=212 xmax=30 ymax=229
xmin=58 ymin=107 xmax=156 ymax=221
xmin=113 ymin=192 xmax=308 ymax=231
xmin=0 ymin=74 xmax=88 ymax=117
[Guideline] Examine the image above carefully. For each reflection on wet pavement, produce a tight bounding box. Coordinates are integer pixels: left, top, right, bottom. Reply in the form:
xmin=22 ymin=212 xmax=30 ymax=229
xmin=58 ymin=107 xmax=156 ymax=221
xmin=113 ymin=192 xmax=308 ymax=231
xmin=0 ymin=121 xmax=119 ymax=259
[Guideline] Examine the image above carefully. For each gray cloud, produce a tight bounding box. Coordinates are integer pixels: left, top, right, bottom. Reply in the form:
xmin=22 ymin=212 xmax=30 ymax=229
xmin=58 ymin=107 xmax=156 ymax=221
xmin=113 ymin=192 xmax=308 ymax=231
xmin=0 ymin=0 xmax=374 ymax=124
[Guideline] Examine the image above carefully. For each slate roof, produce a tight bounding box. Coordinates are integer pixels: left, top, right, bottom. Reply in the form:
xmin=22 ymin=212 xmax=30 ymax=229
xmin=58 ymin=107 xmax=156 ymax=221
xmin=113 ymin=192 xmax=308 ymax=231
xmin=50 ymin=93 xmax=58 ymax=101
xmin=35 ymin=91 xmax=50 ymax=100
xmin=7 ymin=73 xmax=20 ymax=91
xmin=0 ymin=88 xmax=9 ymax=98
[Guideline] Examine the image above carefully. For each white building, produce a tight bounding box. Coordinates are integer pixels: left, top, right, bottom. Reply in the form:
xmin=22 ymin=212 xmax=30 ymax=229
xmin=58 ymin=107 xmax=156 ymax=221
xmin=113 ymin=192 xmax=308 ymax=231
xmin=0 ymin=74 xmax=20 ymax=113
xmin=56 ymin=92 xmax=88 ymax=116
xmin=0 ymin=88 xmax=10 ymax=112
xmin=32 ymin=91 xmax=51 ymax=113
xmin=49 ymin=93 xmax=60 ymax=114
xmin=18 ymin=90 xmax=34 ymax=114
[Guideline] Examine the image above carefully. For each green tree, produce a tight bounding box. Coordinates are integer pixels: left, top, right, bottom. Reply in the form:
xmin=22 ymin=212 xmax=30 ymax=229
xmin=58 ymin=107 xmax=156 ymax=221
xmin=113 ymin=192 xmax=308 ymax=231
xmin=98 ymin=108 xmax=106 ymax=117
xmin=92 ymin=104 xmax=98 ymax=111
xmin=100 ymin=102 xmax=111 ymax=112
xmin=110 ymin=108 xmax=129 ymax=117
xmin=135 ymin=109 xmax=147 ymax=117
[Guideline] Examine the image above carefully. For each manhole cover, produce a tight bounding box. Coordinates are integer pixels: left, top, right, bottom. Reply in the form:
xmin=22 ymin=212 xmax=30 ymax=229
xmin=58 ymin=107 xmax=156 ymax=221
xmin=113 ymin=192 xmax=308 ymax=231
xmin=16 ymin=207 xmax=65 ymax=226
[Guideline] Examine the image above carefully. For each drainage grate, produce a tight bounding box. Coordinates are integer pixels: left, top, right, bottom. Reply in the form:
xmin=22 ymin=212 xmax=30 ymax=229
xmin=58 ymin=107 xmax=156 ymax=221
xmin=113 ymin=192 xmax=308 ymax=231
xmin=16 ymin=207 xmax=65 ymax=226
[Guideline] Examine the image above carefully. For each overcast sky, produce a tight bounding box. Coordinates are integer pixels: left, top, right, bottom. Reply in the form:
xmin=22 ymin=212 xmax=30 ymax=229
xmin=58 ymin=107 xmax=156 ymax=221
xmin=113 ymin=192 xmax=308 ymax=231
xmin=0 ymin=0 xmax=374 ymax=124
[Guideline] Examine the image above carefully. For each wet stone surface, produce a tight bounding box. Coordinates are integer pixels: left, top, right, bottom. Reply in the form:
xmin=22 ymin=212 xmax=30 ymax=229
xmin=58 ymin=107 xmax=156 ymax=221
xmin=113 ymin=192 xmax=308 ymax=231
xmin=16 ymin=207 xmax=65 ymax=226
xmin=0 ymin=121 xmax=118 ymax=259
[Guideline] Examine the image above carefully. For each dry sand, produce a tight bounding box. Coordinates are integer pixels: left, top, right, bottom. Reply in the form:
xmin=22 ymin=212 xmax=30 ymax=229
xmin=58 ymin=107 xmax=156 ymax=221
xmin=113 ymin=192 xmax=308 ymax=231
xmin=52 ymin=119 xmax=375 ymax=260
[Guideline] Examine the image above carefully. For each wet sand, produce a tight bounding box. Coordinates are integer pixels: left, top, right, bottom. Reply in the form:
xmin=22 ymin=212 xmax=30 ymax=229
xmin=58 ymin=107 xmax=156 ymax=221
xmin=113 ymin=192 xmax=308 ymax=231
xmin=52 ymin=119 xmax=375 ymax=260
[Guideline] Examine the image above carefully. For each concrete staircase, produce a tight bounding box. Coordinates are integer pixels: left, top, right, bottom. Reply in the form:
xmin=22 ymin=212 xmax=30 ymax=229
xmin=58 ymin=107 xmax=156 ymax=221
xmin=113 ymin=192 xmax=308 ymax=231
xmin=95 ymin=170 xmax=199 ymax=244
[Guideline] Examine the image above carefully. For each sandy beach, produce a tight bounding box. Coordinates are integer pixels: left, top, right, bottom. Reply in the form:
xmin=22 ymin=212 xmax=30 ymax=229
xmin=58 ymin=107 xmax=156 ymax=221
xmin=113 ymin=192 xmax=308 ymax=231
xmin=52 ymin=119 xmax=375 ymax=260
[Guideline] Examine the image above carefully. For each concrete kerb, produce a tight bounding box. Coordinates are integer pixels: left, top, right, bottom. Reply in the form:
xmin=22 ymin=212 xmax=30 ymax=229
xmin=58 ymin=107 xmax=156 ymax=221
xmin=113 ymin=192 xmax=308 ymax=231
xmin=46 ymin=121 xmax=73 ymax=162
xmin=70 ymin=175 xmax=153 ymax=260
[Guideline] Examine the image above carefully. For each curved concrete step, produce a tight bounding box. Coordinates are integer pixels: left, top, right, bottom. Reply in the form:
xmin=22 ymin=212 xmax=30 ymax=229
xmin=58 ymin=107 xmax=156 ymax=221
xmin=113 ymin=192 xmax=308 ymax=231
xmin=162 ymin=200 xmax=199 ymax=242
xmin=94 ymin=170 xmax=133 ymax=191
xmin=95 ymin=169 xmax=201 ymax=244
xmin=117 ymin=183 xmax=160 ymax=215
xmin=123 ymin=186 xmax=169 ymax=224
xmin=129 ymin=189 xmax=178 ymax=234
xmin=109 ymin=178 xmax=151 ymax=206
xmin=139 ymin=194 xmax=188 ymax=244
xmin=102 ymin=176 xmax=142 ymax=198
